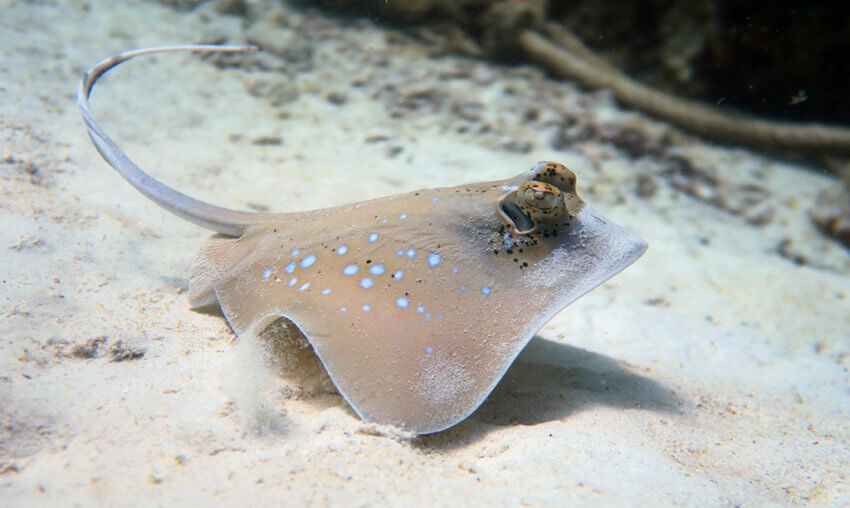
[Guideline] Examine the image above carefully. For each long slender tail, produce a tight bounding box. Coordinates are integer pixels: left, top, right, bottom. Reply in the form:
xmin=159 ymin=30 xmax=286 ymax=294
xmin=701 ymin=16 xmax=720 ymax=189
xmin=77 ymin=44 xmax=266 ymax=237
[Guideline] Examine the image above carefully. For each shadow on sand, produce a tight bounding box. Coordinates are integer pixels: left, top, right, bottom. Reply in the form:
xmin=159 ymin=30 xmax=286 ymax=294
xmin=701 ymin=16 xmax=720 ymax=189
xmin=414 ymin=335 xmax=680 ymax=450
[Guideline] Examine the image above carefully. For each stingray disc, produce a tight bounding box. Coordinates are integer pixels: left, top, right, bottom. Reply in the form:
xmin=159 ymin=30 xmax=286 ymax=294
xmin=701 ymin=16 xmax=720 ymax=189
xmin=191 ymin=163 xmax=647 ymax=433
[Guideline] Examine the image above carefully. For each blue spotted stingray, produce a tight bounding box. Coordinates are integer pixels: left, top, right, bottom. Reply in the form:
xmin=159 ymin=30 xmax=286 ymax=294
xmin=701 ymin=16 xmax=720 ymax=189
xmin=78 ymin=45 xmax=647 ymax=434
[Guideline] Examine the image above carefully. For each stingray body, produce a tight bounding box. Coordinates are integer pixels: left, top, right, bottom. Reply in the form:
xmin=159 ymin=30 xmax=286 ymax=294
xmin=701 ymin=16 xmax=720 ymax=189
xmin=78 ymin=45 xmax=647 ymax=434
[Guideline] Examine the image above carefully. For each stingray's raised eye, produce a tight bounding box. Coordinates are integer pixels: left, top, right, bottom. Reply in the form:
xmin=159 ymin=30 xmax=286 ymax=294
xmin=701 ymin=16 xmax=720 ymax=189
xmin=519 ymin=182 xmax=562 ymax=211
xmin=499 ymin=182 xmax=571 ymax=234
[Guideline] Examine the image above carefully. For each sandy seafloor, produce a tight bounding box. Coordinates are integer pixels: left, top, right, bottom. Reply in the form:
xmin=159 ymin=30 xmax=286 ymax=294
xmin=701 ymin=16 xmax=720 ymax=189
xmin=1 ymin=0 xmax=849 ymax=505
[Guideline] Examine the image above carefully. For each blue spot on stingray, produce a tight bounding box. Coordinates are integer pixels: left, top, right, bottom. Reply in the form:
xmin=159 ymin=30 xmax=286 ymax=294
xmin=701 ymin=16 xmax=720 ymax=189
xmin=437 ymin=315 xmax=444 ymax=321
xmin=431 ymin=197 xmax=438 ymax=202
xmin=393 ymin=270 xmax=403 ymax=280
xmin=340 ymin=307 xmax=347 ymax=312
xmin=406 ymin=248 xmax=416 ymax=258
xmin=285 ymin=262 xmax=296 ymax=274
xmin=370 ymin=264 xmax=386 ymax=275
xmin=427 ymin=252 xmax=441 ymax=268
xmin=343 ymin=264 xmax=359 ymax=276
xmin=262 ymin=268 xmax=272 ymax=280
xmin=503 ymin=233 xmax=514 ymax=251
xmin=301 ymin=254 xmax=316 ymax=269
xmin=416 ymin=305 xmax=425 ymax=314
xmin=460 ymin=285 xmax=467 ymax=292
xmin=425 ymin=346 xmax=434 ymax=355
xmin=368 ymin=232 xmax=379 ymax=243
xmin=396 ymin=249 xmax=404 ymax=257
xmin=452 ymin=267 xmax=459 ymax=274
xmin=298 ymin=282 xmax=310 ymax=291
xmin=381 ymin=219 xmax=388 ymax=224
xmin=399 ymin=213 xmax=408 ymax=220
xmin=362 ymin=304 xmax=371 ymax=312
xmin=426 ymin=313 xmax=431 ymax=319
xmin=337 ymin=245 xmax=348 ymax=255
xmin=321 ymin=288 xmax=332 ymax=295
xmin=289 ymin=278 xmax=298 ymax=287
xmin=359 ymin=278 xmax=374 ymax=289
xmin=396 ymin=297 xmax=410 ymax=309
xmin=481 ymin=286 xmax=492 ymax=295
xmin=290 ymin=248 xmax=300 ymax=257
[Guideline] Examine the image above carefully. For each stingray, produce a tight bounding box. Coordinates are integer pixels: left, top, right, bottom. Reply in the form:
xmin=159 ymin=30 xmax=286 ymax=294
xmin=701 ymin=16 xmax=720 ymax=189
xmin=77 ymin=45 xmax=647 ymax=434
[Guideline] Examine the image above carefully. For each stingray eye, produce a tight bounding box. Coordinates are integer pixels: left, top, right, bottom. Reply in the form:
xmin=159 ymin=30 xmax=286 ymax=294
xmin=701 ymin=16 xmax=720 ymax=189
xmin=498 ymin=182 xmax=569 ymax=234
xmin=519 ymin=182 xmax=561 ymax=211
xmin=517 ymin=182 xmax=564 ymax=213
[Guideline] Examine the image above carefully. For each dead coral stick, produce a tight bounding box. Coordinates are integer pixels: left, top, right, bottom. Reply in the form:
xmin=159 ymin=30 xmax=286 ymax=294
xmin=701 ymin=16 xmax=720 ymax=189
xmin=520 ymin=30 xmax=850 ymax=155
xmin=541 ymin=23 xmax=616 ymax=74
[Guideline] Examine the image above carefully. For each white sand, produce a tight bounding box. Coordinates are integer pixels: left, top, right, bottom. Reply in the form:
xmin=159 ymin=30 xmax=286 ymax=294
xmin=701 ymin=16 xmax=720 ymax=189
xmin=1 ymin=0 xmax=848 ymax=505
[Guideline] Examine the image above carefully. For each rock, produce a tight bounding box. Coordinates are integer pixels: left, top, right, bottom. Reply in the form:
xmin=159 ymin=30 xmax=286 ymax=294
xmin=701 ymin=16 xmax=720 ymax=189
xmin=109 ymin=340 xmax=145 ymax=362
xmin=70 ymin=337 xmax=106 ymax=359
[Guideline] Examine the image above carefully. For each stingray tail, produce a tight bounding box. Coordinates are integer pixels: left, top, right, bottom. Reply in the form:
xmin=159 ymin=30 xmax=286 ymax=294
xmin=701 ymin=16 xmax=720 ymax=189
xmin=77 ymin=44 xmax=267 ymax=237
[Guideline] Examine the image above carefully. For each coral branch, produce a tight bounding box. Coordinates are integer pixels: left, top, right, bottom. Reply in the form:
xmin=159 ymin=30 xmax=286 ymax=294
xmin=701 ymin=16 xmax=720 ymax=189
xmin=520 ymin=29 xmax=850 ymax=155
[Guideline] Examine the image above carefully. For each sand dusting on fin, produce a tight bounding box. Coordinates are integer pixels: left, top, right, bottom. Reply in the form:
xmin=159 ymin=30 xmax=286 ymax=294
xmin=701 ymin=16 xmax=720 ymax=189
xmin=222 ymin=317 xmax=336 ymax=436
xmin=221 ymin=323 xmax=288 ymax=437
